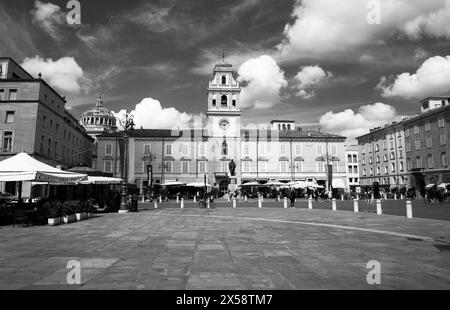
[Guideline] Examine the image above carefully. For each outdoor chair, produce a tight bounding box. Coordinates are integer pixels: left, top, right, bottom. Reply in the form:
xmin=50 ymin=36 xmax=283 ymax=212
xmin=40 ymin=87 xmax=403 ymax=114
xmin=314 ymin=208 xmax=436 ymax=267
xmin=13 ymin=209 xmax=31 ymax=228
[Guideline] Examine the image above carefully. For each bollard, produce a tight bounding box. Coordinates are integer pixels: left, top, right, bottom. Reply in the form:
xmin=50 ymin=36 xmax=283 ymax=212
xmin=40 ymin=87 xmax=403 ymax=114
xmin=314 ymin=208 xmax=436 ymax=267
xmin=376 ymin=200 xmax=382 ymax=215
xmin=371 ymin=193 xmax=374 ymax=200
xmin=394 ymin=193 xmax=397 ymax=200
xmin=278 ymin=195 xmax=280 ymax=202
xmin=341 ymin=194 xmax=344 ymax=201
xmin=401 ymin=194 xmax=404 ymax=200
xmin=245 ymin=195 xmax=248 ymax=202
xmin=159 ymin=196 xmax=162 ymax=203
xmin=332 ymin=198 xmax=337 ymax=211
xmin=176 ymin=196 xmax=179 ymax=203
xmin=308 ymin=197 xmax=312 ymax=210
xmin=181 ymin=198 xmax=184 ymax=209
xmin=258 ymin=196 xmax=262 ymax=208
xmin=406 ymin=200 xmax=413 ymax=219
xmin=356 ymin=193 xmax=359 ymax=200
xmin=233 ymin=197 xmax=236 ymax=208
xmin=261 ymin=195 xmax=264 ymax=203
xmin=207 ymin=198 xmax=210 ymax=209
xmin=284 ymin=197 xmax=287 ymax=209
xmin=353 ymin=199 xmax=359 ymax=213
xmin=227 ymin=195 xmax=230 ymax=202
xmin=154 ymin=201 xmax=158 ymax=209
xmin=193 ymin=196 xmax=197 ymax=203
xmin=141 ymin=195 xmax=145 ymax=203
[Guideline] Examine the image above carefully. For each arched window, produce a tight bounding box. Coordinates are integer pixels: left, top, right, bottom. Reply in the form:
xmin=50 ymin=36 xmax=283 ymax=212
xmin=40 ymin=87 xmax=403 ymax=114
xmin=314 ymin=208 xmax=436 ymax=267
xmin=282 ymin=124 xmax=286 ymax=130
xmin=287 ymin=124 xmax=291 ymax=130
xmin=221 ymin=95 xmax=227 ymax=107
xmin=232 ymin=100 xmax=236 ymax=107
xmin=212 ymin=99 xmax=216 ymax=106
xmin=222 ymin=76 xmax=226 ymax=85
xmin=278 ymin=124 xmax=281 ymax=130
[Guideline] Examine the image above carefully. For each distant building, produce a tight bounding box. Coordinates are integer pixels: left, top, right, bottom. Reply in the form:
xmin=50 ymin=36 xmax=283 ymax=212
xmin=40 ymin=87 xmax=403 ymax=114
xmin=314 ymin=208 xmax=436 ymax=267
xmin=79 ymin=95 xmax=117 ymax=168
xmin=0 ymin=57 xmax=95 ymax=195
xmin=345 ymin=145 xmax=360 ymax=192
xmin=403 ymin=104 xmax=450 ymax=196
xmin=356 ymin=97 xmax=450 ymax=197
xmin=96 ymin=60 xmax=348 ymax=195
xmin=79 ymin=95 xmax=117 ymax=140
xmin=420 ymin=96 xmax=450 ymax=113
xmin=357 ymin=121 xmax=408 ymax=194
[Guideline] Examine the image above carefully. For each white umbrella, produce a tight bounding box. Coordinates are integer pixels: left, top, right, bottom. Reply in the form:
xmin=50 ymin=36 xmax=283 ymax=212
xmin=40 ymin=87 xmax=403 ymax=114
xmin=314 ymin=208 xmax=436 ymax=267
xmin=437 ymin=183 xmax=447 ymax=189
xmin=239 ymin=181 xmax=260 ymax=187
xmin=425 ymin=184 xmax=437 ymax=189
xmin=186 ymin=182 xmax=212 ymax=188
xmin=0 ymin=152 xmax=87 ymax=184
xmin=161 ymin=181 xmax=186 ymax=186
xmin=79 ymin=176 xmax=123 ymax=185
xmin=264 ymin=181 xmax=286 ymax=187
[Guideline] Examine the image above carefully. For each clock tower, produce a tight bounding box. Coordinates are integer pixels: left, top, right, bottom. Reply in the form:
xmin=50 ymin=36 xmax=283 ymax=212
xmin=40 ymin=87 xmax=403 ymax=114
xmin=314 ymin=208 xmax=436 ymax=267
xmin=206 ymin=59 xmax=242 ymax=138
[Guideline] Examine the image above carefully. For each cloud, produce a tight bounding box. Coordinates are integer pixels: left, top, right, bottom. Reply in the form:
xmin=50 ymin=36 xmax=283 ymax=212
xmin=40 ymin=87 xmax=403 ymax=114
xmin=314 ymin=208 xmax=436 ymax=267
xmin=21 ymin=56 xmax=85 ymax=94
xmin=30 ymin=0 xmax=66 ymax=40
xmin=113 ymin=98 xmax=192 ymax=130
xmin=377 ymin=55 xmax=450 ymax=99
xmin=319 ymin=103 xmax=400 ymax=139
xmin=277 ymin=0 xmax=447 ymax=60
xmin=403 ymin=0 xmax=450 ymax=39
xmin=293 ymin=65 xmax=333 ymax=98
xmin=237 ymin=55 xmax=288 ymax=110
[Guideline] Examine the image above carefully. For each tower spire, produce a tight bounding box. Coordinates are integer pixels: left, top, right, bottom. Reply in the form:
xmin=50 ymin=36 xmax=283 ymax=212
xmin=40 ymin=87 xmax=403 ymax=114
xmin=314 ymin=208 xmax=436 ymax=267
xmin=96 ymin=93 xmax=103 ymax=108
xmin=222 ymin=50 xmax=225 ymax=63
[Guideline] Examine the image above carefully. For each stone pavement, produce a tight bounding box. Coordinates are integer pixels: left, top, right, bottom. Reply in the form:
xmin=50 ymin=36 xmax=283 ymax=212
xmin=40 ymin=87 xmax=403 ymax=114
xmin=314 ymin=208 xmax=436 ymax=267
xmin=0 ymin=207 xmax=449 ymax=290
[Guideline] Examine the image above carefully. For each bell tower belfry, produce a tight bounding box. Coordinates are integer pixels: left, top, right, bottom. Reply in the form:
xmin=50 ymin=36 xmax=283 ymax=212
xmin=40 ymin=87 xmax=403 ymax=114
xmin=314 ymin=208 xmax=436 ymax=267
xmin=206 ymin=57 xmax=242 ymax=138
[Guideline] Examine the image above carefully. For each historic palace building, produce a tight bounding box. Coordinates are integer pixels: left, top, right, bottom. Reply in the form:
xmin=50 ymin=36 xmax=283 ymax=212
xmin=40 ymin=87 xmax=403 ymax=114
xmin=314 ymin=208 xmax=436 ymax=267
xmin=0 ymin=57 xmax=95 ymax=195
xmin=357 ymin=97 xmax=450 ymax=197
xmin=94 ymin=60 xmax=348 ymax=194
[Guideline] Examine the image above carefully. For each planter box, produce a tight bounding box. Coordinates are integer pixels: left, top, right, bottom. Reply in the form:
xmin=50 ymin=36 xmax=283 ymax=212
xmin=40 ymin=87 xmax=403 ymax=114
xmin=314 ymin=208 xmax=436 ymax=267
xmin=48 ymin=217 xmax=61 ymax=226
xmin=63 ymin=214 xmax=76 ymax=224
xmin=76 ymin=212 xmax=88 ymax=221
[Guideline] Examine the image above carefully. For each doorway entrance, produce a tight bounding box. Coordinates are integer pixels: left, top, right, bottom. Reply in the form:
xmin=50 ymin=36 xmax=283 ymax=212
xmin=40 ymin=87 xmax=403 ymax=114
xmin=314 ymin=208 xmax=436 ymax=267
xmin=219 ymin=180 xmax=230 ymax=195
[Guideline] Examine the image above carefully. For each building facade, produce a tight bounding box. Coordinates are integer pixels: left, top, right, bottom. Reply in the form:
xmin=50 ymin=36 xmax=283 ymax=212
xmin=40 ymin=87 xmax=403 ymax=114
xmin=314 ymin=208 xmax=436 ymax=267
xmin=357 ymin=121 xmax=408 ymax=192
xmin=96 ymin=60 xmax=348 ymax=194
xmin=356 ymin=96 xmax=450 ymax=197
xmin=345 ymin=145 xmax=360 ymax=191
xmin=0 ymin=57 xmax=95 ymax=194
xmin=403 ymin=103 xmax=450 ymax=196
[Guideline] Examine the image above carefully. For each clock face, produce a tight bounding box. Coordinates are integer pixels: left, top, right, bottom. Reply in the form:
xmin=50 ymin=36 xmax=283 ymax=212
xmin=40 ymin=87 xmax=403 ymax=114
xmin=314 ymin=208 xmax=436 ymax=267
xmin=219 ymin=119 xmax=230 ymax=131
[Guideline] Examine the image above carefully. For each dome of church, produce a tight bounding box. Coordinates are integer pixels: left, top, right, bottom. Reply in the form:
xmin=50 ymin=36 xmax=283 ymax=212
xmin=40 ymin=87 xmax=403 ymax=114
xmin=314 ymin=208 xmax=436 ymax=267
xmin=214 ymin=61 xmax=232 ymax=68
xmin=79 ymin=95 xmax=117 ymax=138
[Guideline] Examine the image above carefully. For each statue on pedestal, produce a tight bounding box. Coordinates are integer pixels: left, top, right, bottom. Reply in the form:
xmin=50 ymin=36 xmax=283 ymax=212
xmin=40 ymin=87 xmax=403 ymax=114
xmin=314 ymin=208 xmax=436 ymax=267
xmin=228 ymin=159 xmax=236 ymax=177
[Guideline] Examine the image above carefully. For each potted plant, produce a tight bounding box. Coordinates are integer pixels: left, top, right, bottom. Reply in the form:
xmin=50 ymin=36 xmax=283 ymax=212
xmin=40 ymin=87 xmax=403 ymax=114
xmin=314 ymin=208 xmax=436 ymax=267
xmin=73 ymin=201 xmax=82 ymax=221
xmin=85 ymin=200 xmax=94 ymax=218
xmin=80 ymin=201 xmax=88 ymax=220
xmin=48 ymin=201 xmax=61 ymax=226
xmin=62 ymin=201 xmax=76 ymax=224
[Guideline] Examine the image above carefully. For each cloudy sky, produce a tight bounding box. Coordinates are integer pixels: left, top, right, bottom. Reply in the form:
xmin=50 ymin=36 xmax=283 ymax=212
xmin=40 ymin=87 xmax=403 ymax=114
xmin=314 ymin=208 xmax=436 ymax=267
xmin=2 ymin=0 xmax=450 ymax=140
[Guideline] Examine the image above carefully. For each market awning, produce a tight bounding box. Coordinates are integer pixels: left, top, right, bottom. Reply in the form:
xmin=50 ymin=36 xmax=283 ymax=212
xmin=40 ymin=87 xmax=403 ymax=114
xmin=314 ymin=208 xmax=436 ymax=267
xmin=239 ymin=181 xmax=261 ymax=187
xmin=425 ymin=184 xmax=437 ymax=189
xmin=161 ymin=181 xmax=186 ymax=186
xmin=0 ymin=152 xmax=87 ymax=184
xmin=186 ymin=182 xmax=212 ymax=188
xmin=79 ymin=176 xmax=123 ymax=185
xmin=332 ymin=179 xmax=346 ymax=189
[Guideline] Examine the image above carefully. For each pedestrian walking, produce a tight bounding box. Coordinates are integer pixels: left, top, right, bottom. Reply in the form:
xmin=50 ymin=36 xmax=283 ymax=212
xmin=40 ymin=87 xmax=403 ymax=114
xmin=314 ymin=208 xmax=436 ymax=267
xmin=289 ymin=188 xmax=296 ymax=208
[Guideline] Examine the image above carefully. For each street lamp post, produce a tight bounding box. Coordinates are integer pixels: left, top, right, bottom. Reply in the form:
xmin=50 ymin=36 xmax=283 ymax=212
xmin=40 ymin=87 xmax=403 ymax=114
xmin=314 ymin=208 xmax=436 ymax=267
xmin=117 ymin=111 xmax=135 ymax=213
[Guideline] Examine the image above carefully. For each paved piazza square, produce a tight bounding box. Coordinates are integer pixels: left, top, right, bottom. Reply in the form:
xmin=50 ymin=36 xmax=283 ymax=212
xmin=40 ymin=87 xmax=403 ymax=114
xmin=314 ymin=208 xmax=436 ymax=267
xmin=1 ymin=202 xmax=449 ymax=290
